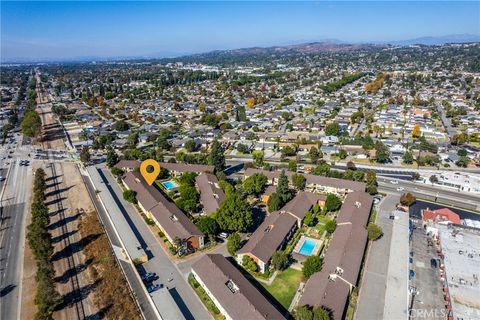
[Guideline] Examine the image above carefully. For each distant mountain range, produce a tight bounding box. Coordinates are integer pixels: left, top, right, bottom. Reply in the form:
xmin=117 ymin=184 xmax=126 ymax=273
xmin=174 ymin=34 xmax=479 ymax=60
xmin=385 ymin=34 xmax=480 ymax=46
xmin=2 ymin=34 xmax=478 ymax=64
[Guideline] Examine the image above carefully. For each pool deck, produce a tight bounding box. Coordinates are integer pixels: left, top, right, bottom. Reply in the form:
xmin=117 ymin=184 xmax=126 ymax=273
xmin=293 ymin=236 xmax=323 ymax=260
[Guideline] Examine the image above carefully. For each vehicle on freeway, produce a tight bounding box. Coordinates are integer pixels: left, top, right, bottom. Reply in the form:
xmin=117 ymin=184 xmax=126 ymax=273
xmin=396 ymin=187 xmax=405 ymax=192
xmin=141 ymin=272 xmax=159 ymax=283
xmin=147 ymin=283 xmax=163 ymax=293
xmin=390 ymin=180 xmax=399 ymax=184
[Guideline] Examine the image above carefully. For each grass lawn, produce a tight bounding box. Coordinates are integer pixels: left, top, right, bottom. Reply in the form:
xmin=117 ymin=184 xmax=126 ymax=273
xmin=260 ymin=268 xmax=303 ymax=309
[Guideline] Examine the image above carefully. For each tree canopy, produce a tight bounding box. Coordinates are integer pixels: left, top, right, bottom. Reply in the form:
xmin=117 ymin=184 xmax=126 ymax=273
xmin=216 ymin=190 xmax=252 ymax=232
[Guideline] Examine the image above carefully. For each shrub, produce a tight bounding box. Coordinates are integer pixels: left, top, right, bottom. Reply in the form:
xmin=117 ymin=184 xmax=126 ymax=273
xmin=302 ymin=255 xmax=323 ymax=279
xmin=367 ymin=223 xmax=383 ymax=241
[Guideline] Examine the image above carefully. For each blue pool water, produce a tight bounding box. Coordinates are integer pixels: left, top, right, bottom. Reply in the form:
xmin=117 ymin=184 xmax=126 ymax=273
xmin=298 ymin=239 xmax=316 ymax=256
xmin=162 ymin=181 xmax=177 ymax=190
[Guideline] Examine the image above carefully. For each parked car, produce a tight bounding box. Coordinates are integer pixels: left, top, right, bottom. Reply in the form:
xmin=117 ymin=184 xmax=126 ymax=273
xmin=430 ymin=258 xmax=437 ymax=268
xmin=390 ymin=180 xmax=399 ymax=184
xmin=219 ymin=232 xmax=229 ymax=239
xmin=141 ymin=272 xmax=159 ymax=283
xmin=409 ymin=270 xmax=415 ymax=280
xmin=147 ymin=283 xmax=163 ymax=293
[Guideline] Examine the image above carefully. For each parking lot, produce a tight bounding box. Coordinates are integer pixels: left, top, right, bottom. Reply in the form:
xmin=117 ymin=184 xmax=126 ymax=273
xmin=409 ymin=220 xmax=445 ymax=318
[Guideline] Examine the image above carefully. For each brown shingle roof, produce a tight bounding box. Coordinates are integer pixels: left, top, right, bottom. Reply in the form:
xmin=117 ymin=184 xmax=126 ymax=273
xmin=238 ymin=192 xmax=324 ymax=264
xmin=237 ymin=211 xmax=297 ymax=263
xmin=298 ymin=191 xmax=373 ymax=320
xmin=244 ymin=168 xmax=365 ymax=192
xmin=123 ymin=172 xmax=203 ymax=240
xmin=159 ymin=162 xmax=215 ymax=173
xmin=195 ymin=173 xmax=226 ymax=215
xmin=280 ymin=192 xmax=326 ymax=220
xmin=192 ymin=254 xmax=286 ymax=320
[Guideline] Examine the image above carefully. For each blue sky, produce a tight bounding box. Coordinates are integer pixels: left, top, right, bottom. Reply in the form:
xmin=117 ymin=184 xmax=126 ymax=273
xmin=1 ymin=1 xmax=479 ymax=60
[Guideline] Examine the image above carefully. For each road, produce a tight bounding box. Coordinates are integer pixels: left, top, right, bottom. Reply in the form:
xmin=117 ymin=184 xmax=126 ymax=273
xmin=355 ymin=195 xmax=398 ymax=320
xmin=377 ymin=177 xmax=480 ymax=211
xmin=94 ymin=165 xmax=211 ymax=320
xmin=81 ymin=168 xmax=158 ymax=319
xmin=0 ymin=158 xmax=32 ymax=320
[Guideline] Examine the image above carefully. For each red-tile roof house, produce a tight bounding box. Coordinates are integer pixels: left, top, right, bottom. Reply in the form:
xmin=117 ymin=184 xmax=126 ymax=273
xmin=123 ymin=171 xmax=204 ymax=251
xmin=192 ymin=254 xmax=286 ymax=320
xmin=298 ymin=191 xmax=373 ymax=320
xmin=421 ymin=208 xmax=461 ymax=225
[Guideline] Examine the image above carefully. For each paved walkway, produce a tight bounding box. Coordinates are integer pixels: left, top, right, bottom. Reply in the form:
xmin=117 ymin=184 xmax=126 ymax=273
xmin=355 ymin=195 xmax=398 ymax=320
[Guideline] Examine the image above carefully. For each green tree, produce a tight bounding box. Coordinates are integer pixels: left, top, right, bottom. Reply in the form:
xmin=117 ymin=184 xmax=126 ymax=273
xmin=114 ymin=120 xmax=129 ymax=131
xmin=21 ymin=109 xmax=42 ymax=138
xmin=325 ymin=193 xmax=342 ymax=212
xmin=243 ymin=173 xmax=268 ymax=195
xmin=227 ymin=232 xmax=241 ymax=256
xmin=242 ymin=255 xmax=258 ymax=272
xmin=325 ymin=123 xmax=341 ymax=136
xmin=288 ymin=160 xmax=297 ymax=172
xmin=367 ymin=223 xmax=383 ymax=240
xmin=216 ymin=191 xmax=252 ymax=232
xmin=312 ymin=161 xmax=330 ymax=176
xmin=123 ymin=190 xmax=137 ymax=203
xmin=403 ymin=151 xmax=414 ymax=164
xmin=374 ymin=141 xmax=390 ymax=163
xmin=291 ymin=173 xmax=306 ymax=191
xmin=267 ymin=192 xmax=283 ymax=212
xmin=176 ymin=185 xmax=199 ymax=213
xmin=302 ymin=255 xmax=323 ymax=279
xmin=252 ymin=150 xmax=264 ymax=167
xmin=309 ymin=146 xmax=321 ymax=164
xmin=271 ymin=251 xmax=289 ymax=271
xmin=361 ymin=136 xmax=374 ymax=151
xmin=366 ymin=170 xmax=378 ymax=195
xmin=276 ymin=170 xmax=292 ymax=203
xmin=455 ymin=156 xmax=470 ymax=168
xmin=208 ymin=140 xmax=225 ymax=172
xmin=195 ymin=216 xmax=218 ymax=236
xmin=185 ymin=139 xmax=196 ymax=152
xmin=337 ymin=149 xmax=347 ymax=160
xmin=79 ymin=146 xmax=91 ymax=164
xmin=237 ymin=143 xmax=250 ymax=154
xmin=303 ymin=211 xmax=315 ymax=227
xmin=325 ymin=220 xmax=337 ymax=233
xmin=106 ymin=145 xmax=118 ymax=168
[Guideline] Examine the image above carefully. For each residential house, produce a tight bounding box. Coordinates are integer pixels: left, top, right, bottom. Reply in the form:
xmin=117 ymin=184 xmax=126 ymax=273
xmin=237 ymin=192 xmax=325 ymax=273
xmin=123 ymin=172 xmax=204 ymax=251
xmin=191 ymin=254 xmax=286 ymax=320
xmin=298 ymin=191 xmax=373 ymax=320
xmin=196 ymin=173 xmax=226 ymax=215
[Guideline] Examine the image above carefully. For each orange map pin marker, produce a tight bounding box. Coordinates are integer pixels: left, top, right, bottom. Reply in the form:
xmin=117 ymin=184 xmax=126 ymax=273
xmin=140 ymin=159 xmax=160 ymax=185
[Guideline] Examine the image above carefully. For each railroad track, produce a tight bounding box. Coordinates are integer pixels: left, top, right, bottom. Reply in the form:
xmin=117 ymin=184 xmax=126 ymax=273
xmin=49 ymin=162 xmax=86 ymax=319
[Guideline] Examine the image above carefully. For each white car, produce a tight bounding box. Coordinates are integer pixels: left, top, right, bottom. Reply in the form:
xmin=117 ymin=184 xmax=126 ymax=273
xmin=397 ymin=187 xmax=405 ymax=192
xmin=390 ymin=180 xmax=399 ymax=184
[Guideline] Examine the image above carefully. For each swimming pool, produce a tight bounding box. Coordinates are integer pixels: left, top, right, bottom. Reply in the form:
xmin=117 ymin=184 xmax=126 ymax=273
xmin=162 ymin=181 xmax=177 ymax=190
xmin=298 ymin=239 xmax=317 ymax=256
